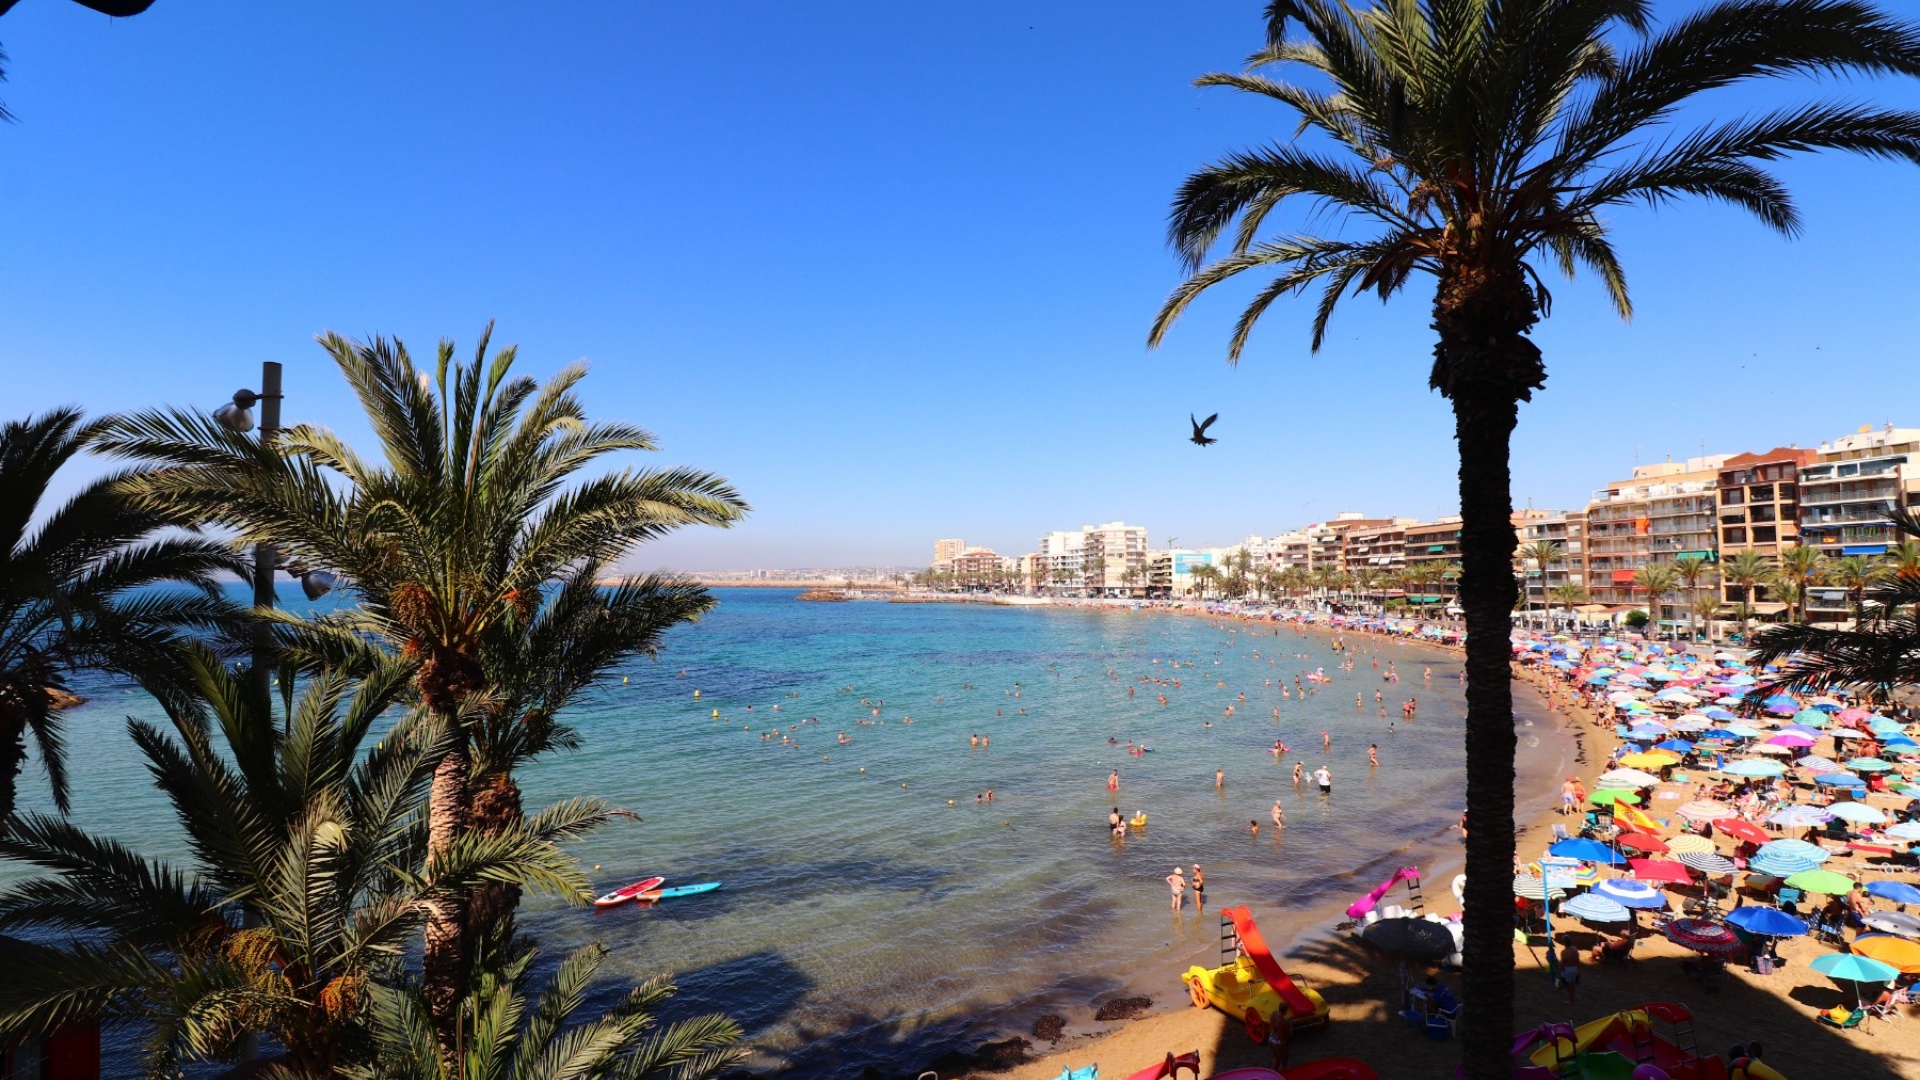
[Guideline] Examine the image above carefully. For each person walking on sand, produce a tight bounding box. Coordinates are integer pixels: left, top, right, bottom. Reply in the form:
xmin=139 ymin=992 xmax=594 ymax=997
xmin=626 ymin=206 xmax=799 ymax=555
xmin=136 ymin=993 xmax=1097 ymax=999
xmin=1166 ymin=867 xmax=1186 ymax=911
xmin=1561 ymin=777 xmax=1578 ymax=816
xmin=1555 ymin=940 xmax=1581 ymax=1004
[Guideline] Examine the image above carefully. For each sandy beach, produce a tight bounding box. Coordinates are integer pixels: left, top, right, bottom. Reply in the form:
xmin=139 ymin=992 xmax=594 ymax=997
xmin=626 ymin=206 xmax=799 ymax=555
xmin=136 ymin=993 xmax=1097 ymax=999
xmin=981 ymin=614 xmax=1920 ymax=1080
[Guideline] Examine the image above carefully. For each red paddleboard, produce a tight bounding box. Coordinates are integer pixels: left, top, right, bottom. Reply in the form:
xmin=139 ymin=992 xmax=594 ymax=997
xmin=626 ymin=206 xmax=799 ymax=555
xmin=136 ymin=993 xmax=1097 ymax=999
xmin=593 ymin=876 xmax=665 ymax=907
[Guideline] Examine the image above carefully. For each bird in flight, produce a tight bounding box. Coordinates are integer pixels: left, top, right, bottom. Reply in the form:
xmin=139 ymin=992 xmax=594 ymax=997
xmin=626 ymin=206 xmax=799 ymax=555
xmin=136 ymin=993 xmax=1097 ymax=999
xmin=1190 ymin=413 xmax=1218 ymax=446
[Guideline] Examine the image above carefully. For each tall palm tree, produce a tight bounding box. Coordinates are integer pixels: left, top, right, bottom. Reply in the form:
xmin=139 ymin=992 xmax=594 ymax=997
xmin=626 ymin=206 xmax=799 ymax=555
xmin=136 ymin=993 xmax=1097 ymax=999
xmin=352 ymin=943 xmax=742 ymax=1080
xmin=1523 ymin=540 xmax=1565 ymax=616
xmin=1777 ymin=545 xmax=1829 ymax=624
xmin=1145 ymin=5 xmax=1920 ymax=1068
xmin=1633 ymin=562 xmax=1680 ymax=635
xmin=98 ymin=327 xmax=748 ymax=1068
xmin=0 ymin=649 xmax=602 ymax=1078
xmin=1720 ymin=550 xmax=1772 ymax=638
xmin=1 ymin=409 xmax=243 ymax=822
xmin=1672 ymin=554 xmax=1716 ymax=642
xmin=1693 ymin=595 xmax=1726 ymax=644
xmin=1550 ymin=583 xmax=1590 ymax=627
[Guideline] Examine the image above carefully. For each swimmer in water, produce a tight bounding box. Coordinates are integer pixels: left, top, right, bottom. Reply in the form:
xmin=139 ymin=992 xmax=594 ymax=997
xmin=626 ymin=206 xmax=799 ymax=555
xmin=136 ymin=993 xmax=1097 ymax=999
xmin=1292 ymin=762 xmax=1304 ymax=786
xmin=1271 ymin=800 xmax=1285 ymax=828
xmin=1323 ymin=731 xmax=1331 ymax=750
xmin=1369 ymin=744 xmax=1379 ymax=767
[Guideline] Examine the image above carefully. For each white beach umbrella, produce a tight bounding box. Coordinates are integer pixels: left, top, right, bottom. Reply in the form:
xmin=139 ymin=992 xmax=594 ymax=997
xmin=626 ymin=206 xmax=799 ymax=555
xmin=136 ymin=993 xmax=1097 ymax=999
xmin=1599 ymin=768 xmax=1662 ymax=788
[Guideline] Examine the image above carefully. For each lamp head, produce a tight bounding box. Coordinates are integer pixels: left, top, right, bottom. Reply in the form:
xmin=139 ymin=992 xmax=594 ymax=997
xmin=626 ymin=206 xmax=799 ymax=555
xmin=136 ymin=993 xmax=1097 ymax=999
xmin=213 ymin=401 xmax=255 ymax=433
xmin=299 ymin=570 xmax=337 ymax=601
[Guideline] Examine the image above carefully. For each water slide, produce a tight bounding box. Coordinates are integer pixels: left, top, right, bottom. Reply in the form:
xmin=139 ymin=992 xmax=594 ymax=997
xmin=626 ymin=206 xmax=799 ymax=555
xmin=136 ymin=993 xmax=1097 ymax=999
xmin=1221 ymin=905 xmax=1319 ymax=1021
xmin=1345 ymin=867 xmax=1421 ymax=919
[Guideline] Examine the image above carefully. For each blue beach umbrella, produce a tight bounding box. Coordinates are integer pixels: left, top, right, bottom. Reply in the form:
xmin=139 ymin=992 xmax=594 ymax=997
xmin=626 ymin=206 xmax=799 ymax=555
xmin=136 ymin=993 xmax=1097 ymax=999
xmin=1764 ymin=695 xmax=1799 ymax=714
xmin=1586 ymin=675 xmax=1612 ymax=685
xmin=1724 ymin=723 xmax=1764 ymax=738
xmin=1549 ymin=838 xmax=1625 ymax=864
xmin=1726 ymin=905 xmax=1809 ymax=937
xmin=1793 ymin=709 xmax=1829 ymax=726
xmin=1729 ymin=674 xmax=1759 ymax=686
xmin=1848 ymin=757 xmax=1894 ymax=773
xmin=1706 ymin=704 xmax=1740 ymax=716
xmin=1816 ymin=772 xmax=1867 ymax=789
xmin=1594 ymin=878 xmax=1669 ymax=909
xmin=1721 ymin=759 xmax=1785 ymax=778
xmin=1870 ymin=718 xmax=1905 ymax=735
xmin=1655 ymin=739 xmax=1695 ymax=754
xmin=1827 ymin=802 xmax=1888 ymax=825
xmin=1884 ymin=822 xmax=1920 ymax=843
xmin=1563 ymin=893 xmax=1631 ymax=923
xmin=1751 ymin=852 xmax=1820 ymax=878
xmin=1811 ymin=952 xmax=1900 ymax=984
xmin=1759 ymin=839 xmax=1831 ymax=864
xmin=1868 ymin=881 xmax=1920 ymax=905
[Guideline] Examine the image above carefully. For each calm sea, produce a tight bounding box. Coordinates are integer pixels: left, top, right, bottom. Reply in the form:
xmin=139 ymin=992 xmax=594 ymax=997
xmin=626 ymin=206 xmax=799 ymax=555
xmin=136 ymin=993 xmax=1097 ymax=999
xmin=10 ymin=587 xmax=1565 ymax=1076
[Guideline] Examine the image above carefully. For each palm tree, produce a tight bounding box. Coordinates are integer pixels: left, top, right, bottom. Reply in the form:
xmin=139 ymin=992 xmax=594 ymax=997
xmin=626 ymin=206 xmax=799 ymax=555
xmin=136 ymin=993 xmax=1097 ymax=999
xmin=1633 ymin=563 xmax=1680 ymax=636
xmin=1827 ymin=554 xmax=1888 ymax=626
xmin=1550 ymin=583 xmax=1590 ymax=627
xmin=99 ymin=327 xmax=748 ymax=1068
xmin=1693 ymin=595 xmax=1726 ymax=645
xmin=1720 ymin=550 xmax=1773 ymax=638
xmin=0 ymin=409 xmax=243 ymax=822
xmin=1144 ymin=6 xmax=1920 ymax=1071
xmin=1777 ymin=545 xmax=1829 ymax=623
xmin=1752 ymin=511 xmax=1920 ymax=699
xmin=1523 ymin=540 xmax=1564 ymax=617
xmin=0 ymin=649 xmax=602 ymax=1078
xmin=352 ymin=943 xmax=742 ymax=1080
xmin=1672 ymin=554 xmax=1716 ymax=642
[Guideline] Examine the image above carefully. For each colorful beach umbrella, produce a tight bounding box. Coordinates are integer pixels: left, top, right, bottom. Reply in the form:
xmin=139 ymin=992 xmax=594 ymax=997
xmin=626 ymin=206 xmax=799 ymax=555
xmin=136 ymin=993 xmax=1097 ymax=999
xmin=1665 ymin=833 xmax=1717 ymax=855
xmin=1863 ymin=913 xmax=1920 ymax=939
xmin=1867 ymin=880 xmax=1920 ymax=905
xmin=1826 ymin=802 xmax=1888 ymax=825
xmin=1714 ymin=819 xmax=1770 ymax=846
xmin=1766 ymin=733 xmax=1816 ymax=748
xmin=1725 ymin=905 xmax=1808 ymax=937
xmin=1562 ymin=893 xmax=1631 ymax=923
xmin=1617 ymin=752 xmax=1677 ymax=769
xmin=1815 ymin=772 xmax=1867 ymax=788
xmin=1598 ymin=768 xmax=1661 ymax=788
xmin=1750 ymin=852 xmax=1820 ymax=878
xmin=1847 ymin=757 xmax=1894 ymax=773
xmin=1677 ymin=800 xmax=1736 ymax=822
xmin=1589 ymin=789 xmax=1642 ymax=806
xmin=1852 ymin=935 xmax=1920 ymax=974
xmin=1759 ymin=838 xmax=1830 ymax=864
xmin=1664 ymin=918 xmax=1743 ymax=957
xmin=1548 ymin=838 xmax=1623 ymax=864
xmin=1512 ymin=876 xmax=1567 ymax=900
xmin=1784 ymin=869 xmax=1855 ymax=896
xmin=1593 ymin=878 xmax=1668 ymax=909
xmin=1721 ymin=759 xmax=1786 ymax=778
xmin=1616 ymin=833 xmax=1669 ymax=854
xmin=1678 ymin=851 xmax=1737 ymax=875
xmin=1631 ymin=858 xmax=1692 ymax=884
xmin=1810 ymin=952 xmax=1899 ymax=985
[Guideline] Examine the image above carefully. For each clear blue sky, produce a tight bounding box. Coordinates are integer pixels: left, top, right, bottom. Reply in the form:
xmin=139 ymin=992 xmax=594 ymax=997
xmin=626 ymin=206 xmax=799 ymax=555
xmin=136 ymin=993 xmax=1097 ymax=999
xmin=5 ymin=1 xmax=1919 ymax=570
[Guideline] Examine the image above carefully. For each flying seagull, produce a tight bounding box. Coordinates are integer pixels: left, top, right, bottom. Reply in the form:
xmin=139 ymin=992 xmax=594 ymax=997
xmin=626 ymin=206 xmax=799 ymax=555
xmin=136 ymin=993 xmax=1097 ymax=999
xmin=1189 ymin=413 xmax=1218 ymax=447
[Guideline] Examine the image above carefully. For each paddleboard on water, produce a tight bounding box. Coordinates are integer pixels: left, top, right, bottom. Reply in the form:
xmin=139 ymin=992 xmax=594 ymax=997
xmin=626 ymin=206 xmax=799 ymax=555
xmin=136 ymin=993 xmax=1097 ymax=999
xmin=592 ymin=876 xmax=666 ymax=907
xmin=638 ymin=881 xmax=722 ymax=902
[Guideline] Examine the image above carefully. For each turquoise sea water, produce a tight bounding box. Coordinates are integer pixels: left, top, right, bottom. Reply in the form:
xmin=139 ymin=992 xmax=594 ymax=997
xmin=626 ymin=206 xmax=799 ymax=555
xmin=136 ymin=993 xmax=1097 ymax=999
xmin=11 ymin=588 xmax=1564 ymax=1076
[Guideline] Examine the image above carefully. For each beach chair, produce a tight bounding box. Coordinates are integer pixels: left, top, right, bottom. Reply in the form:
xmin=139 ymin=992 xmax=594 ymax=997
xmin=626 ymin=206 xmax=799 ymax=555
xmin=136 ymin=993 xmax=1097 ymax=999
xmin=1867 ymin=999 xmax=1902 ymax=1027
xmin=1777 ymin=887 xmax=1803 ymax=907
xmin=1439 ymin=1002 xmax=1464 ymax=1038
xmin=1817 ymin=1006 xmax=1866 ymax=1032
xmin=1551 ymin=823 xmax=1570 ymax=841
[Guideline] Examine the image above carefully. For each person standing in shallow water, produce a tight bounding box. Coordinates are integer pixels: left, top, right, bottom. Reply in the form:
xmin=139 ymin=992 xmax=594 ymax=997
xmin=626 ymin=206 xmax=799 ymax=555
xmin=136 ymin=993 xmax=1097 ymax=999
xmin=1166 ymin=866 xmax=1186 ymax=911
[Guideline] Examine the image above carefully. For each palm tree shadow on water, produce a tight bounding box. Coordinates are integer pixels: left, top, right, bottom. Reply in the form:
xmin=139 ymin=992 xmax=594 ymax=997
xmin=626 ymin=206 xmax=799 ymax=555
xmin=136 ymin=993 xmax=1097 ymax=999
xmin=1191 ymin=935 xmax=1910 ymax=1080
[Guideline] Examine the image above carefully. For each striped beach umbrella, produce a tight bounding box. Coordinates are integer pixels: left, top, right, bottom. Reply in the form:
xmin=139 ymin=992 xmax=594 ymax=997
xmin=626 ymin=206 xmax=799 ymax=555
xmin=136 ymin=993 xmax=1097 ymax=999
xmin=1562 ymin=893 xmax=1631 ymax=923
xmin=1594 ymin=878 xmax=1668 ymax=909
xmin=1678 ymin=851 xmax=1737 ymax=876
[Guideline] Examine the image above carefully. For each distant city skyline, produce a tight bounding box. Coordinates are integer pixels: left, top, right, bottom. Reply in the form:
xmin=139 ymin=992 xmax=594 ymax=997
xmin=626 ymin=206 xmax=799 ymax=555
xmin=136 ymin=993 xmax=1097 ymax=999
xmin=7 ymin=3 xmax=1920 ymax=571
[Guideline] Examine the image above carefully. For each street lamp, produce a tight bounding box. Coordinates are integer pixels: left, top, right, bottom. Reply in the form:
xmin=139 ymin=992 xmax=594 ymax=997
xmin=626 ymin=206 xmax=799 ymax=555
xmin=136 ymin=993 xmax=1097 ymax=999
xmin=215 ymin=362 xmax=335 ymax=699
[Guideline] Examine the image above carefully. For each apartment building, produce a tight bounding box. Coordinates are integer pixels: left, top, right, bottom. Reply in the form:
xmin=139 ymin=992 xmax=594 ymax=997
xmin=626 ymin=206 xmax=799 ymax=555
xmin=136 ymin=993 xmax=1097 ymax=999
xmin=1302 ymin=513 xmax=1390 ymax=571
xmin=1341 ymin=520 xmax=1410 ymax=577
xmin=932 ymin=538 xmax=966 ymax=568
xmin=1403 ymin=517 xmax=1462 ymax=605
xmin=1716 ymin=447 xmax=1815 ymax=616
xmin=948 ymin=547 xmax=1009 ymax=583
xmin=1584 ymin=457 xmax=1727 ymax=621
xmin=1034 ymin=529 xmax=1084 ymax=596
xmin=1799 ymin=425 xmax=1920 ymax=555
xmin=1518 ymin=511 xmax=1586 ymax=610
xmin=1080 ymin=521 xmax=1151 ymax=596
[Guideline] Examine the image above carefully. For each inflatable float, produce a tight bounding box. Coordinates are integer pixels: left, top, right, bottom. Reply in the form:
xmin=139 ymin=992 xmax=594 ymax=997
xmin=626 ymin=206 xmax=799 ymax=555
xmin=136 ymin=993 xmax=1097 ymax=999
xmin=1513 ymin=1004 xmax=1786 ymax=1080
xmin=1184 ymin=905 xmax=1330 ymax=1042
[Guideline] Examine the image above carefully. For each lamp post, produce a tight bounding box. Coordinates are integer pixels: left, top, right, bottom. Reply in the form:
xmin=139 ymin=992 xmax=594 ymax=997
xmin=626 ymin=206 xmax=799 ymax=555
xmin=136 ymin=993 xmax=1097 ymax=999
xmin=213 ymin=362 xmax=335 ymax=700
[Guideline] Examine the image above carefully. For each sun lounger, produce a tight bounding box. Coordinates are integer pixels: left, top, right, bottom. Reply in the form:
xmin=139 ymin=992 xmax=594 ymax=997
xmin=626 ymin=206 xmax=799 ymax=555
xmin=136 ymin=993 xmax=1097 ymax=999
xmin=1818 ymin=1006 xmax=1866 ymax=1031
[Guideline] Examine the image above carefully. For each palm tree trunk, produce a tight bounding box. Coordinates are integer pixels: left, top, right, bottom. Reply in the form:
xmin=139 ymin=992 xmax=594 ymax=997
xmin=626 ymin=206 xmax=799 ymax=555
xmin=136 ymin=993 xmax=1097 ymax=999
xmin=423 ymin=737 xmax=473 ymax=1071
xmin=0 ymin=700 xmax=27 ymax=823
xmin=468 ymin=770 xmax=525 ymax=953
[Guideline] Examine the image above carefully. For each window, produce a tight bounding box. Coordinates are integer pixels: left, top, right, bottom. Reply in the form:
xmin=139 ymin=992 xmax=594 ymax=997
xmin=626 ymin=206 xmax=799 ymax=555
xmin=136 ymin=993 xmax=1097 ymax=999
xmin=1779 ymin=483 xmax=1796 ymax=501
xmin=1720 ymin=511 xmax=1746 ymax=525
xmin=1749 ymin=484 xmax=1774 ymax=501
xmin=1750 ymin=504 xmax=1777 ymax=523
xmin=1721 ymin=489 xmax=1745 ymax=506
xmin=1722 ymin=527 xmax=1747 ymax=544
xmin=1753 ymin=526 xmax=1777 ymax=543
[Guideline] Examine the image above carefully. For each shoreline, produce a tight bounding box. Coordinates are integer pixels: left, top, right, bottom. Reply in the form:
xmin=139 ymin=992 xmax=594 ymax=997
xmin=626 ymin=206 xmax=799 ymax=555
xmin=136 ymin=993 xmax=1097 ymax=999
xmin=879 ymin=607 xmax=1582 ymax=1080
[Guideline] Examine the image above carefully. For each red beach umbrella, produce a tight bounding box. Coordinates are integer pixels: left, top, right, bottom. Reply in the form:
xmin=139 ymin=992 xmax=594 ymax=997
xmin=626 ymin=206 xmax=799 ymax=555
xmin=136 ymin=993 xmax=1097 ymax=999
xmin=1631 ymin=859 xmax=1693 ymax=884
xmin=1715 ymin=819 xmax=1770 ymax=846
xmin=1617 ymin=833 xmax=1669 ymax=854
xmin=1663 ymin=918 xmax=1744 ymax=958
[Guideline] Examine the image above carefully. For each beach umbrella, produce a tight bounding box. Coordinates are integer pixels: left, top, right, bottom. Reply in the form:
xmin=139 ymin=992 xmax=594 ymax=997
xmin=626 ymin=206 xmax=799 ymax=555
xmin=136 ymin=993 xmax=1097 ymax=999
xmin=1616 ymin=833 xmax=1669 ymax=854
xmin=1594 ymin=878 xmax=1668 ymax=909
xmin=1884 ymin=823 xmax=1920 ymax=843
xmin=1847 ymin=757 xmax=1894 ymax=773
xmin=1725 ymin=905 xmax=1808 ymax=937
xmin=1870 ymin=717 xmax=1905 ymax=734
xmin=1724 ymin=723 xmax=1765 ymax=739
xmin=1827 ymin=802 xmax=1888 ymax=825
xmin=1599 ymin=768 xmax=1661 ymax=788
xmin=1699 ymin=728 xmax=1741 ymax=743
xmin=1608 ymin=690 xmax=1644 ymax=704
xmin=1678 ymin=800 xmax=1736 ymax=822
xmin=1704 ymin=706 xmax=1739 ymax=719
xmin=1748 ymin=743 xmax=1794 ymax=756
xmin=1361 ymin=917 xmax=1458 ymax=961
xmin=1665 ymin=833 xmax=1716 ymax=855
xmin=1795 ymin=754 xmax=1841 ymax=773
xmin=1549 ymin=837 xmax=1623 ymax=864
xmin=1513 ymin=876 xmax=1567 ymax=900
xmin=1562 ymin=893 xmax=1631 ymax=923
xmin=1810 ymin=952 xmax=1900 ymax=992
xmin=1714 ymin=819 xmax=1770 ymax=846
xmin=1670 ymin=717 xmax=1711 ymax=733
xmin=1759 ymin=838 xmax=1831 ymax=863
xmin=1631 ymin=858 xmax=1692 ymax=884
xmin=1629 ymin=721 xmax=1669 ymax=736
xmin=1589 ymin=789 xmax=1642 ymax=806
xmin=1864 ymin=912 xmax=1920 ymax=939
xmin=1654 ymin=738 xmax=1696 ymax=754
xmin=1765 ymin=805 xmax=1833 ymax=827
xmin=1618 ymin=752 xmax=1677 ymax=769
xmin=1815 ymin=772 xmax=1867 ymax=789
xmin=1721 ymin=759 xmax=1786 ymax=778
xmin=1763 ymin=695 xmax=1799 ymax=715
xmin=1867 ymin=880 xmax=1920 ymax=905
xmin=1784 ymin=869 xmax=1855 ymax=896
xmin=1766 ymin=733 xmax=1816 ymax=748
xmin=1678 ymin=851 xmax=1738 ymax=876
xmin=1664 ymin=918 xmax=1743 ymax=957
xmin=1793 ymin=709 xmax=1830 ymax=726
xmin=1750 ymin=852 xmax=1821 ymax=878
xmin=1852 ymin=935 xmax=1920 ymax=975
xmin=1830 ymin=728 xmax=1870 ymax=740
